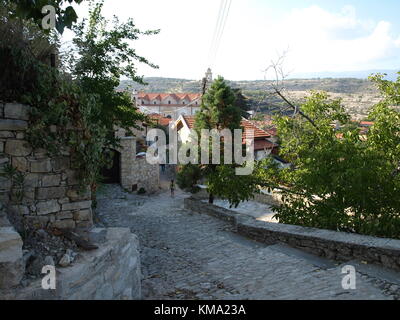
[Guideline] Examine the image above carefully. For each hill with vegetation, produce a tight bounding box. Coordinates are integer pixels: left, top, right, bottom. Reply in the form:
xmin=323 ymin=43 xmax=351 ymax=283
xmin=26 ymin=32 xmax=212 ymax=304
xmin=119 ymin=77 xmax=383 ymax=119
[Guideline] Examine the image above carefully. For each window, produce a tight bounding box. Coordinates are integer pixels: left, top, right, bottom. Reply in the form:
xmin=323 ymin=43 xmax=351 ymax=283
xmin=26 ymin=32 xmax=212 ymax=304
xmin=168 ymin=101 xmax=171 ymax=104
xmin=141 ymin=100 xmax=144 ymax=104
xmin=154 ymin=101 xmax=157 ymax=104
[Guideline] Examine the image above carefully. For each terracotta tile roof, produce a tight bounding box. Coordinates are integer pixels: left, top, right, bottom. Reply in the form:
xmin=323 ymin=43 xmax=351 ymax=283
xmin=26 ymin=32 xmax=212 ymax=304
xmin=138 ymin=92 xmax=201 ymax=102
xmin=254 ymin=139 xmax=277 ymax=151
xmin=241 ymin=119 xmax=272 ymax=139
xmin=149 ymin=113 xmax=173 ymax=126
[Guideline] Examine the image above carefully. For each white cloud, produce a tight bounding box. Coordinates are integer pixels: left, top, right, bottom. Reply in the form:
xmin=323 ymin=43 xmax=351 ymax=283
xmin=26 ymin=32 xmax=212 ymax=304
xmin=61 ymin=2 xmax=400 ymax=80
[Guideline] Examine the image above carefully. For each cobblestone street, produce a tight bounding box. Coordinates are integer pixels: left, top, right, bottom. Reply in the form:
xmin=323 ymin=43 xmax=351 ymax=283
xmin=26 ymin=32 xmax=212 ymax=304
xmin=95 ymin=184 xmax=398 ymax=300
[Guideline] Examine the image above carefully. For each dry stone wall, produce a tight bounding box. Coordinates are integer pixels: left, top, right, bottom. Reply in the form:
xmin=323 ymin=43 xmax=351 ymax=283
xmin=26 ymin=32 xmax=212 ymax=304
xmin=185 ymin=197 xmax=400 ymax=272
xmin=119 ymin=137 xmax=160 ymax=194
xmin=0 ymin=103 xmax=93 ymax=232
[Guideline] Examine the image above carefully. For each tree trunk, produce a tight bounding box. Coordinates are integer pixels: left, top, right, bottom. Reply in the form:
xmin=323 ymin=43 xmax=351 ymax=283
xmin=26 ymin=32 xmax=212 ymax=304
xmin=208 ymin=193 xmax=214 ymax=204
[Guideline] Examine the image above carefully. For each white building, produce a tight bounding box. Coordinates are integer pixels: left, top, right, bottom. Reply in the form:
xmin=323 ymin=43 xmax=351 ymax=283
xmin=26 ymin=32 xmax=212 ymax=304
xmin=132 ymin=92 xmax=202 ymax=120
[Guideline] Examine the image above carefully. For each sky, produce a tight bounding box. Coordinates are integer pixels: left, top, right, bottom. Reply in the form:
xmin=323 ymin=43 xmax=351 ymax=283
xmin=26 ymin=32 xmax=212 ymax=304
xmin=62 ymin=0 xmax=400 ymax=81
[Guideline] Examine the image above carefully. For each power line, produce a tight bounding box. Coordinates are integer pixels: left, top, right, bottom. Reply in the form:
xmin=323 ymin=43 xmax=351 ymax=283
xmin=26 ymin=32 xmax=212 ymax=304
xmin=207 ymin=0 xmax=226 ymax=64
xmin=210 ymin=0 xmax=232 ymax=67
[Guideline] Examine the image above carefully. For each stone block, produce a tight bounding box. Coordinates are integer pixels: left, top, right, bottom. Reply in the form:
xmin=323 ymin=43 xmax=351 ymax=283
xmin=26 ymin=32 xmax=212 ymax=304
xmin=24 ymin=173 xmax=40 ymax=188
xmin=36 ymin=200 xmax=60 ymax=215
xmin=73 ymin=209 xmax=92 ymax=221
xmin=0 ymin=119 xmax=28 ymax=131
xmin=5 ymin=140 xmax=32 ymax=156
xmin=0 ymin=131 xmax=14 ymax=138
xmin=52 ymin=157 xmax=70 ymax=172
xmin=30 ymin=159 xmax=52 ymax=173
xmin=12 ymin=157 xmax=28 ymax=172
xmin=36 ymin=187 xmax=66 ymax=200
xmin=0 ymin=226 xmax=24 ymax=289
xmin=42 ymin=174 xmax=61 ymax=187
xmin=67 ymin=187 xmax=91 ymax=201
xmin=0 ymin=141 xmax=4 ymax=153
xmin=53 ymin=220 xmax=75 ymax=230
xmin=56 ymin=211 xmax=73 ymax=220
xmin=4 ymin=104 xmax=30 ymax=120
xmin=65 ymin=170 xmax=79 ymax=185
xmin=10 ymin=205 xmax=30 ymax=216
xmin=61 ymin=200 xmax=92 ymax=211
xmin=0 ymin=176 xmax=11 ymax=191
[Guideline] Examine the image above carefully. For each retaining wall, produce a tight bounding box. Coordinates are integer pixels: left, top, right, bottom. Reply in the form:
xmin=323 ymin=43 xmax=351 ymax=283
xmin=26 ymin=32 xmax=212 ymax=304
xmin=184 ymin=197 xmax=400 ymax=271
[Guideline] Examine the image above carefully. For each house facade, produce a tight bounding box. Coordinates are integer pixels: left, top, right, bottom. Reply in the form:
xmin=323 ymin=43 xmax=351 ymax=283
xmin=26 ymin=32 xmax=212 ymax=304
xmin=132 ymin=92 xmax=202 ymax=120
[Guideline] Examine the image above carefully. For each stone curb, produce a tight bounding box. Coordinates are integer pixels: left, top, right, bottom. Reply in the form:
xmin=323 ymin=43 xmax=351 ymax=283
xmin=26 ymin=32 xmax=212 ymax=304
xmin=184 ymin=197 xmax=400 ymax=271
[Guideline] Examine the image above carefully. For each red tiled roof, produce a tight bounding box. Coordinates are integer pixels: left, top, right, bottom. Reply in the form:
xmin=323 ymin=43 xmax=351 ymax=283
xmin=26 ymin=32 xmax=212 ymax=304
xmin=254 ymin=139 xmax=276 ymax=151
xmin=138 ymin=92 xmax=201 ymax=102
xmin=241 ymin=119 xmax=272 ymax=139
xmin=149 ymin=114 xmax=173 ymax=126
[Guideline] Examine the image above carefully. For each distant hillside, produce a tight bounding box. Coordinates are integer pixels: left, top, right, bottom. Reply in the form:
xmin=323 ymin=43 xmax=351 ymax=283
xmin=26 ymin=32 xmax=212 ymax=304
xmin=119 ymin=77 xmax=386 ymax=119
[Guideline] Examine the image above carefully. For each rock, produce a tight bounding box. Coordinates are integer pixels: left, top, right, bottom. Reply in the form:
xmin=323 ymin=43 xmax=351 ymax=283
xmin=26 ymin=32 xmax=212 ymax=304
xmin=42 ymin=174 xmax=61 ymax=187
xmin=73 ymin=209 xmax=92 ymax=221
xmin=36 ymin=187 xmax=67 ymax=200
xmin=0 ymin=226 xmax=25 ymax=289
xmin=4 ymin=103 xmax=30 ymax=120
xmin=53 ymin=220 xmax=76 ymax=230
xmin=26 ymin=255 xmax=44 ymax=276
xmin=36 ymin=200 xmax=60 ymax=215
xmin=5 ymin=140 xmax=32 ymax=156
xmin=44 ymin=256 xmax=55 ymax=266
xmin=0 ymin=119 xmax=28 ymax=131
xmin=11 ymin=157 xmax=28 ymax=172
xmin=59 ymin=253 xmax=71 ymax=267
xmin=61 ymin=201 xmax=92 ymax=211
xmin=30 ymin=159 xmax=52 ymax=173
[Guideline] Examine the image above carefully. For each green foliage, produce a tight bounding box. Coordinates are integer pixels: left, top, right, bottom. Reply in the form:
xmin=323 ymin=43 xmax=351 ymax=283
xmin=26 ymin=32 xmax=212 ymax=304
xmin=178 ymin=76 xmax=259 ymax=206
xmin=68 ymin=0 xmax=159 ymax=148
xmin=4 ymin=0 xmax=83 ymax=34
xmin=1 ymin=0 xmax=159 ymax=190
xmin=176 ymin=164 xmax=202 ymax=194
xmin=137 ymin=187 xmax=146 ymax=195
xmin=195 ymin=76 xmax=242 ymax=131
xmin=266 ymin=85 xmax=400 ymax=239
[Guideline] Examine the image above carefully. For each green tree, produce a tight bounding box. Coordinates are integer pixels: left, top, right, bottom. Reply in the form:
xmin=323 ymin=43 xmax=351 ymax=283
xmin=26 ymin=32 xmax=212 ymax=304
xmin=264 ymin=86 xmax=400 ymax=238
xmin=69 ymin=1 xmax=159 ymax=152
xmin=177 ymin=76 xmax=259 ymax=207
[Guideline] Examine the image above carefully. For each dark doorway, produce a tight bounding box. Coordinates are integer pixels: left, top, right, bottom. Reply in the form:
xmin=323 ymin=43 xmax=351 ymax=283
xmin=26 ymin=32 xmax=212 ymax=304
xmin=101 ymin=150 xmax=121 ymax=184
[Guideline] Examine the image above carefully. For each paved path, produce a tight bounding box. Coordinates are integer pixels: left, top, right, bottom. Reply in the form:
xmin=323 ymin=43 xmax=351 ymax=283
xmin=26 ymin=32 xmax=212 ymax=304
xmin=95 ymin=184 xmax=397 ymax=300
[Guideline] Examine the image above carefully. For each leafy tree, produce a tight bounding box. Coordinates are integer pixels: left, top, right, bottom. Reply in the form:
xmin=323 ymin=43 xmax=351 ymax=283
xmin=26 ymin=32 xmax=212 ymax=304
xmin=177 ymin=76 xmax=259 ymax=206
xmin=3 ymin=0 xmax=83 ymax=33
xmin=263 ymin=86 xmax=400 ymax=238
xmin=68 ymin=0 xmax=159 ymax=151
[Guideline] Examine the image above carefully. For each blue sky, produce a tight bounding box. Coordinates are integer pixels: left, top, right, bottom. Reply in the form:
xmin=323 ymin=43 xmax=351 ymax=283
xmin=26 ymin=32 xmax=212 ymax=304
xmin=63 ymin=0 xmax=400 ymax=80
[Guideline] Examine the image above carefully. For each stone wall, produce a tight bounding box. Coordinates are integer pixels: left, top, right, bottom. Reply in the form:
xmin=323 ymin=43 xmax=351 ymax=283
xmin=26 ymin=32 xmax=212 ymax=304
xmin=0 ymin=103 xmax=93 ymax=232
xmin=119 ymin=137 xmax=159 ymax=194
xmin=0 ymin=227 xmax=141 ymax=300
xmin=184 ymin=197 xmax=400 ymax=272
